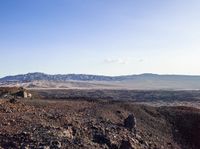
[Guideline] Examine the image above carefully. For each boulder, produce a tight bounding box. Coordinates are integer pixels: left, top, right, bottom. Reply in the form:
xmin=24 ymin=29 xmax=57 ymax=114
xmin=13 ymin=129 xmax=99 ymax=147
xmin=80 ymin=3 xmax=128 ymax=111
xmin=124 ymin=114 xmax=136 ymax=133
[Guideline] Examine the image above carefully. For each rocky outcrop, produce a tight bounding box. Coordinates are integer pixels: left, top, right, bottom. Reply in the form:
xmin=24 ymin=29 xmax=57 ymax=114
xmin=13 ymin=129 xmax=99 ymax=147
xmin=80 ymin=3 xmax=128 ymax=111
xmin=124 ymin=114 xmax=137 ymax=133
xmin=0 ymin=87 xmax=32 ymax=99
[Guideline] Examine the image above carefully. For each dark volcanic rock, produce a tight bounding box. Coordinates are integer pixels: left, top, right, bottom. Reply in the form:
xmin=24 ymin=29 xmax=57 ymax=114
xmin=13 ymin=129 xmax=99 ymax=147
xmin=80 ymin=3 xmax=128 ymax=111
xmin=93 ymin=133 xmax=111 ymax=145
xmin=50 ymin=140 xmax=62 ymax=149
xmin=9 ymin=98 xmax=17 ymax=104
xmin=124 ymin=114 xmax=136 ymax=132
xmin=120 ymin=140 xmax=135 ymax=149
xmin=0 ymin=98 xmax=197 ymax=149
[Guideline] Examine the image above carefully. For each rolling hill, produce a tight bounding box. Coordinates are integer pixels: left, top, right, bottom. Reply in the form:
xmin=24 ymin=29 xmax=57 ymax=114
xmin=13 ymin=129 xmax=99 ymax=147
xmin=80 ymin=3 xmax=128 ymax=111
xmin=1 ymin=72 xmax=200 ymax=90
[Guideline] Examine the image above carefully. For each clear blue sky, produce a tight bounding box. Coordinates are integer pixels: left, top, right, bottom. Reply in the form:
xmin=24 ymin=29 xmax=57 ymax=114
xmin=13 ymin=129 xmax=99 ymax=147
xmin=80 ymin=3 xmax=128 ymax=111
xmin=0 ymin=0 xmax=200 ymax=77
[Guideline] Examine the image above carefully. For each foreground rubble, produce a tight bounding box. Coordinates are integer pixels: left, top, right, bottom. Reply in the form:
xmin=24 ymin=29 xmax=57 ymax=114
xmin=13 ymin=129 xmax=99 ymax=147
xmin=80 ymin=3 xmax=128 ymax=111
xmin=0 ymin=99 xmax=199 ymax=149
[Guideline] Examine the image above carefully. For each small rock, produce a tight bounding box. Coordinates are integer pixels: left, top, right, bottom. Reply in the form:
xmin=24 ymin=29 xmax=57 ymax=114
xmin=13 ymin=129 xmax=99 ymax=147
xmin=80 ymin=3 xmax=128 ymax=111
xmin=9 ymin=98 xmax=17 ymax=104
xmin=116 ymin=110 xmax=121 ymax=114
xmin=50 ymin=140 xmax=61 ymax=148
xmin=38 ymin=143 xmax=50 ymax=149
xmin=93 ymin=133 xmax=111 ymax=146
xmin=120 ymin=140 xmax=135 ymax=149
xmin=39 ymin=146 xmax=50 ymax=149
xmin=21 ymin=144 xmax=30 ymax=149
xmin=63 ymin=128 xmax=74 ymax=139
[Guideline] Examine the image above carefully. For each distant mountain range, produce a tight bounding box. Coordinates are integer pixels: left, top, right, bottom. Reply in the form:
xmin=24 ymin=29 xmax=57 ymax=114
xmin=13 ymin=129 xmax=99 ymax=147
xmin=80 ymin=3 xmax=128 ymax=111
xmin=1 ymin=72 xmax=200 ymax=82
xmin=0 ymin=72 xmax=124 ymax=82
xmin=1 ymin=72 xmax=200 ymax=90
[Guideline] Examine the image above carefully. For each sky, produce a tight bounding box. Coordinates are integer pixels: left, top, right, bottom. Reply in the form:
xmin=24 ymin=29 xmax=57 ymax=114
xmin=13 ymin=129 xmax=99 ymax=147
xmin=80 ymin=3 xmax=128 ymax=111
xmin=0 ymin=0 xmax=200 ymax=77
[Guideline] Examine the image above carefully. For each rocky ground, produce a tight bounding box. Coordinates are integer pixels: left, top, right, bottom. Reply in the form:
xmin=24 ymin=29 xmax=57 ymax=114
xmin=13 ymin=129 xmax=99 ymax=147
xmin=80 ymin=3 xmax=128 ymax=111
xmin=0 ymin=98 xmax=199 ymax=149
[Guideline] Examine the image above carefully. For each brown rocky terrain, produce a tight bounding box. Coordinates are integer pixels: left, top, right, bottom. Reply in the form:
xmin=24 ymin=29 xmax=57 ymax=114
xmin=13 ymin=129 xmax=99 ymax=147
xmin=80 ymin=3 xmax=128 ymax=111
xmin=0 ymin=87 xmax=199 ymax=148
xmin=0 ymin=96 xmax=200 ymax=149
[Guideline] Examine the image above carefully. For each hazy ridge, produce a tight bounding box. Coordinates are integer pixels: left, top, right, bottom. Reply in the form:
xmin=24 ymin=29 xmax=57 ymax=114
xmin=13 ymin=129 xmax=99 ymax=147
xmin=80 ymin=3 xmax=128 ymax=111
xmin=1 ymin=72 xmax=200 ymax=90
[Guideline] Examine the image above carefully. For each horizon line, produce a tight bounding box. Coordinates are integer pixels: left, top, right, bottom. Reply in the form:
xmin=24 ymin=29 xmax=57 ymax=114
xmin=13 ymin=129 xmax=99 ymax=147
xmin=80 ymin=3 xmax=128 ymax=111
xmin=2 ymin=72 xmax=200 ymax=78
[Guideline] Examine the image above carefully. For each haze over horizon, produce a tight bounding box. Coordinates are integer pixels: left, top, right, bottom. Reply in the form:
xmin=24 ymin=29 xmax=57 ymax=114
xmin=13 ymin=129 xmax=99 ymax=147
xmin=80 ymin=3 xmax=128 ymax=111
xmin=1 ymin=0 xmax=200 ymax=77
xmin=2 ymin=72 xmax=200 ymax=79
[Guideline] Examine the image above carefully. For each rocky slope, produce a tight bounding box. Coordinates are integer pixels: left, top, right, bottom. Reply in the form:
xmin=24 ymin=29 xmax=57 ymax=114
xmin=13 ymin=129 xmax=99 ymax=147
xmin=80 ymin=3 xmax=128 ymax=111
xmin=0 ymin=98 xmax=199 ymax=149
